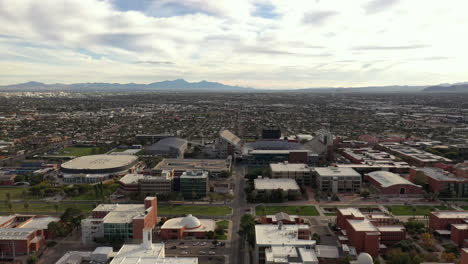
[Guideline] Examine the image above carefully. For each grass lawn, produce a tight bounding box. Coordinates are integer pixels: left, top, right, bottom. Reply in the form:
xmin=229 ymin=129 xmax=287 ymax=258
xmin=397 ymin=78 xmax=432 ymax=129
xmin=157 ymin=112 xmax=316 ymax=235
xmin=158 ymin=205 xmax=232 ymax=216
xmin=0 ymin=202 xmax=95 ymax=215
xmin=67 ymin=183 xmax=119 ymax=201
xmin=256 ymin=205 xmax=319 ymax=216
xmin=208 ymin=192 xmax=233 ymax=202
xmin=215 ymin=220 xmax=229 ymax=240
xmin=57 ymin=147 xmax=101 ymax=157
xmin=386 ymin=205 xmax=451 ymax=216
xmin=461 ymin=206 xmax=468 ymax=210
xmin=0 ymin=186 xmax=31 ymax=200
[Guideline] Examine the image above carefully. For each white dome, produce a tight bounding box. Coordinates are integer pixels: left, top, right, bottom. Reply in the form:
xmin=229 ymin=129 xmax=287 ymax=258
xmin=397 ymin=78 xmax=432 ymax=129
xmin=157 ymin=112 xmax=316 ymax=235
xmin=357 ymin=253 xmax=373 ymax=264
xmin=181 ymin=214 xmax=201 ymax=229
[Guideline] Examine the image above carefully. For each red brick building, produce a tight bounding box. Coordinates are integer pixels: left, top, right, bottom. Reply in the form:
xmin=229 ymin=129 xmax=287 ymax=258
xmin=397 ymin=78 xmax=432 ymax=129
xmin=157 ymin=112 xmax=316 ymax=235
xmin=336 ymin=208 xmax=406 ymax=257
xmin=410 ymin=167 xmax=468 ymax=197
xmin=451 ymin=224 xmax=468 ymax=247
xmin=462 ymin=248 xmax=468 ymax=264
xmin=0 ymin=215 xmax=59 ymax=257
xmin=429 ymin=211 xmax=468 ymax=230
xmin=365 ymin=171 xmax=424 ymax=196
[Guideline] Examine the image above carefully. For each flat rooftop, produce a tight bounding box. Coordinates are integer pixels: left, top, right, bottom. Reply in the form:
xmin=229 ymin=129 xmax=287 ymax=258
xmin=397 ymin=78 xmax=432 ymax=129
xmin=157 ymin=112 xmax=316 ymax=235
xmin=432 ymin=211 xmax=468 ymax=219
xmin=270 ymin=162 xmax=310 ymax=172
xmin=338 ymin=208 xmax=364 ymax=218
xmin=377 ymin=226 xmax=405 ymax=232
xmin=93 ymin=204 xmax=148 ymax=224
xmin=0 ymin=228 xmax=36 ymax=240
xmin=153 ymin=158 xmax=230 ymax=172
xmin=255 ymin=224 xmax=315 ymax=247
xmin=119 ymin=173 xmax=171 ymax=184
xmin=347 ymin=219 xmax=379 ymax=232
xmin=20 ymin=216 xmax=60 ymax=229
xmin=254 ymin=178 xmax=300 ymax=191
xmin=366 ymin=171 xmax=419 ymax=188
xmin=110 ymin=243 xmax=198 ymax=264
xmin=315 ymin=167 xmax=361 ymax=177
xmin=417 ymin=167 xmax=466 ymax=182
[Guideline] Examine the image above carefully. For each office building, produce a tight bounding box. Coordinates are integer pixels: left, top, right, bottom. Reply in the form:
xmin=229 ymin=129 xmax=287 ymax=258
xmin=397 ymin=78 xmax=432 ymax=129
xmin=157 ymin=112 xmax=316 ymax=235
xmin=270 ymin=162 xmax=313 ymax=185
xmin=315 ymin=167 xmax=361 ymax=194
xmin=81 ymin=197 xmax=157 ymax=244
xmin=255 ymin=223 xmax=315 ymax=264
xmin=180 ymin=171 xmax=208 ymax=199
xmin=119 ymin=172 xmax=173 ymax=195
xmin=376 ymin=143 xmax=452 ymax=166
xmin=152 ymin=158 xmax=231 ymax=177
xmin=254 ymin=178 xmax=301 ymax=193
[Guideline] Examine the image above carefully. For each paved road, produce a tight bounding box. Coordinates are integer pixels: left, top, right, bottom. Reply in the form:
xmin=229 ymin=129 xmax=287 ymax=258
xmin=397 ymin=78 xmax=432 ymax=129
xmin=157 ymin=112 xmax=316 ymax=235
xmin=229 ymin=160 xmax=248 ymax=264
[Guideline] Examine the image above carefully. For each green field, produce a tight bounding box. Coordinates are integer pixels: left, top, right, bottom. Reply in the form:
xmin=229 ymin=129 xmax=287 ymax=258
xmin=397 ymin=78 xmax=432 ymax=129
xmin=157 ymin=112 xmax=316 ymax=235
xmin=386 ymin=205 xmax=451 ymax=216
xmin=461 ymin=206 xmax=468 ymax=210
xmin=57 ymin=147 xmax=101 ymax=157
xmin=256 ymin=205 xmax=319 ymax=216
xmin=0 ymin=187 xmax=31 ymax=200
xmin=158 ymin=205 xmax=232 ymax=216
xmin=0 ymin=202 xmax=95 ymax=215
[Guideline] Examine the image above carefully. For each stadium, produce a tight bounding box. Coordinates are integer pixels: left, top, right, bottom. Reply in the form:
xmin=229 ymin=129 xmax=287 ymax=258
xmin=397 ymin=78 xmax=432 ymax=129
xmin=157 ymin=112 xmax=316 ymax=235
xmin=60 ymin=154 xmax=138 ymax=175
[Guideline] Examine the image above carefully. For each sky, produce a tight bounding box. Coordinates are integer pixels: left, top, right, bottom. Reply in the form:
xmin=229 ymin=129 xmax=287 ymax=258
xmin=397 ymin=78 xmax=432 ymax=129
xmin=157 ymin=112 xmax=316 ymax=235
xmin=0 ymin=0 xmax=467 ymax=89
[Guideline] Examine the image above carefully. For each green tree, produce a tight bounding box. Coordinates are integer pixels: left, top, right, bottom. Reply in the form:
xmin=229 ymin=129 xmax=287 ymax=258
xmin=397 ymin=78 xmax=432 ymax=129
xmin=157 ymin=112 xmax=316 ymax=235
xmin=26 ymin=255 xmax=38 ymax=264
xmin=360 ymin=190 xmax=370 ymax=199
xmin=24 ymin=202 xmax=29 ymax=213
xmin=54 ymin=203 xmax=60 ymax=215
xmin=5 ymin=192 xmax=11 ymax=201
xmin=7 ymin=202 xmax=13 ymax=214
xmin=239 ymin=214 xmax=256 ymax=247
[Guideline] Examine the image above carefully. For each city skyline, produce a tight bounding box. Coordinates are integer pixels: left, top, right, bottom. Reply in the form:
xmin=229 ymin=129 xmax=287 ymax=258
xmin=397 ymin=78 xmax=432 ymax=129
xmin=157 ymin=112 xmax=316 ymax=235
xmin=1 ymin=0 xmax=468 ymax=89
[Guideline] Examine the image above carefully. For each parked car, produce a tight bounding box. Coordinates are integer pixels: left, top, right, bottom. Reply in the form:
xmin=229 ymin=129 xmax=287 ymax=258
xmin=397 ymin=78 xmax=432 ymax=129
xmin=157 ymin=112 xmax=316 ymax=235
xmin=169 ymin=245 xmax=177 ymax=249
xmin=208 ymin=251 xmax=216 ymax=255
xmin=198 ymin=251 xmax=206 ymax=255
xmin=181 ymin=251 xmax=188 ymax=255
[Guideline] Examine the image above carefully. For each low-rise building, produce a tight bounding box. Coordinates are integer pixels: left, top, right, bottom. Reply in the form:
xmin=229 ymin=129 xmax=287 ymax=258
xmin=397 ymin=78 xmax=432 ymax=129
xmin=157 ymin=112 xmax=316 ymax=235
xmin=365 ymin=171 xmax=424 ymax=196
xmin=261 ymin=212 xmax=302 ymax=225
xmin=254 ymin=178 xmax=301 ymax=192
xmin=180 ymin=171 xmax=208 ymax=199
xmin=152 ymin=158 xmax=231 ymax=177
xmin=429 ymin=211 xmax=468 ymax=231
xmin=315 ymin=167 xmax=361 ymax=194
xmin=159 ymin=214 xmax=216 ymax=240
xmin=146 ymin=137 xmax=187 ymax=158
xmin=119 ymin=171 xmax=173 ymax=195
xmin=0 ymin=214 xmax=59 ymax=257
xmin=255 ymin=223 xmax=315 ymax=264
xmin=270 ymin=162 xmax=313 ymax=185
xmin=410 ymin=167 xmax=468 ymax=197
xmin=81 ymin=197 xmax=157 ymax=244
xmin=336 ymin=208 xmax=406 ymax=257
xmin=376 ymin=143 xmax=452 ymax=166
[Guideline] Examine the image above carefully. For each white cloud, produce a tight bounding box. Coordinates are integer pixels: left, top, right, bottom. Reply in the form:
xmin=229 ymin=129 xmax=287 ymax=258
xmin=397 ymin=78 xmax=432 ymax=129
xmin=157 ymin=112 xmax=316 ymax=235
xmin=0 ymin=0 xmax=467 ymax=88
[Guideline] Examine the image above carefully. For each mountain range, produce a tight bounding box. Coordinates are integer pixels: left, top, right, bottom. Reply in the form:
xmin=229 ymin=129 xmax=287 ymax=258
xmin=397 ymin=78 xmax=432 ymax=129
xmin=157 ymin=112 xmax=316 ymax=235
xmin=0 ymin=79 xmax=467 ymax=93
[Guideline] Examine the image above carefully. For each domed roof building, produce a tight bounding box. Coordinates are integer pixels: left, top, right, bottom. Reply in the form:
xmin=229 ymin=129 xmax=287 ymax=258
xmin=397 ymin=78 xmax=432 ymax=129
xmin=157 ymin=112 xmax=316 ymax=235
xmin=357 ymin=253 xmax=373 ymax=264
xmin=160 ymin=214 xmax=216 ymax=240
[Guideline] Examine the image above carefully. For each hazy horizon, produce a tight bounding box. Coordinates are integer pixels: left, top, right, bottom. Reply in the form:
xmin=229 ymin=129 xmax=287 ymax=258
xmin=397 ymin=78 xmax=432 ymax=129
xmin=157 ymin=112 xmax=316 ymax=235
xmin=1 ymin=0 xmax=468 ymax=89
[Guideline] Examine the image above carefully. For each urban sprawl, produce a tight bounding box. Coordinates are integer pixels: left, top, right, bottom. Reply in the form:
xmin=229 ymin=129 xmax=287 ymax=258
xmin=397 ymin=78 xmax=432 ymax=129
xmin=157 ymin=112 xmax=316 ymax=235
xmin=0 ymin=92 xmax=468 ymax=264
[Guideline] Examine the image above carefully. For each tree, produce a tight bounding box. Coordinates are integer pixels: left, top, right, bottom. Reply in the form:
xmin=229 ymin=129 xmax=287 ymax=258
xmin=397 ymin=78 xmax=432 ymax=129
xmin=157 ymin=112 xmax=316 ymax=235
xmin=239 ymin=214 xmax=256 ymax=247
xmin=421 ymin=232 xmax=434 ymax=249
xmin=24 ymin=202 xmax=29 ymax=213
xmin=54 ymin=203 xmax=60 ymax=215
xmin=360 ymin=190 xmax=370 ymax=199
xmin=413 ymin=172 xmax=428 ymax=188
xmin=27 ymin=256 xmax=38 ymax=264
xmin=5 ymin=192 xmax=10 ymax=201
xmin=441 ymin=252 xmax=457 ymax=263
xmin=385 ymin=248 xmax=412 ymax=264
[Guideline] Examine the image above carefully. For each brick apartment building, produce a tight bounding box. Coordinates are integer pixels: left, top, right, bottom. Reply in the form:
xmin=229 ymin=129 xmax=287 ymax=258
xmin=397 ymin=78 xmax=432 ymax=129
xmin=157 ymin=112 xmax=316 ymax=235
xmin=336 ymin=208 xmax=406 ymax=257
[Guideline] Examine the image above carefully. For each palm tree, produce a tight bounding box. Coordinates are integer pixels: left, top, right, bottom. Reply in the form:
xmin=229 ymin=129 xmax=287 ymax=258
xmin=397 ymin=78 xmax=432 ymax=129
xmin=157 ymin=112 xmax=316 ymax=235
xmin=5 ymin=192 xmax=11 ymax=202
xmin=54 ymin=203 xmax=60 ymax=215
xmin=7 ymin=202 xmax=13 ymax=214
xmin=24 ymin=202 xmax=29 ymax=213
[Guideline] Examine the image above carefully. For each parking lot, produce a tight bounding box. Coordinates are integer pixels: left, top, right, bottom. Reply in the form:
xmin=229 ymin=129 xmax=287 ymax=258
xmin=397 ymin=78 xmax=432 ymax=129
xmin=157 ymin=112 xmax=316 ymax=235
xmin=164 ymin=238 xmax=228 ymax=261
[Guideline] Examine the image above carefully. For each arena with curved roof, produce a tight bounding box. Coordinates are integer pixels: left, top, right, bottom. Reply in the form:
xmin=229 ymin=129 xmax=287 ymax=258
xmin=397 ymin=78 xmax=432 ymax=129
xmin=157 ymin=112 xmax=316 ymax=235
xmin=60 ymin=154 xmax=138 ymax=175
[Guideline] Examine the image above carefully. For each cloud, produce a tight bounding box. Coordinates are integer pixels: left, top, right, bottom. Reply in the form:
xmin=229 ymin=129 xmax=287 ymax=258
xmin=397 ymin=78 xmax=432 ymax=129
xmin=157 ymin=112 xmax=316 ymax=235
xmin=0 ymin=0 xmax=467 ymax=88
xmin=363 ymin=0 xmax=399 ymax=14
xmin=352 ymin=44 xmax=430 ymax=50
xmin=303 ymin=11 xmax=338 ymax=25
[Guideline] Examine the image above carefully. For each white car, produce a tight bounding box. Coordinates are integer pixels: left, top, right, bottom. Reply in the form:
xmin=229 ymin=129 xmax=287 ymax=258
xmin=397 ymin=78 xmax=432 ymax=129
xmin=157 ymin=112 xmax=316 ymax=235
xmin=192 ymin=242 xmax=199 ymax=246
xmin=200 ymin=242 xmax=207 ymax=246
xmin=198 ymin=251 xmax=206 ymax=255
xmin=208 ymin=251 xmax=216 ymax=255
xmin=180 ymin=251 xmax=189 ymax=255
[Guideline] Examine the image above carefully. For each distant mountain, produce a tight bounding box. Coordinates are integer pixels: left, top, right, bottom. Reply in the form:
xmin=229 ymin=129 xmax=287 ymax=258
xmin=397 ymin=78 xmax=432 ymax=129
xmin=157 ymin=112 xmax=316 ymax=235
xmin=292 ymin=85 xmax=427 ymax=93
xmin=423 ymin=83 xmax=468 ymax=93
xmin=0 ymin=79 xmax=255 ymax=92
xmin=1 ymin=80 xmax=467 ymax=93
